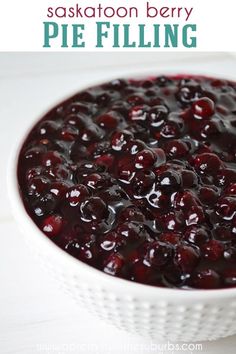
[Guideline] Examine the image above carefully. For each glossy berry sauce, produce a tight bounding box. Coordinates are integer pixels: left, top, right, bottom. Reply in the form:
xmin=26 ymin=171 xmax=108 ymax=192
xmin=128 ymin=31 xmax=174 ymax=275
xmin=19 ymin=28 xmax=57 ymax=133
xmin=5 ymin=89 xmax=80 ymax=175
xmin=17 ymin=75 xmax=236 ymax=289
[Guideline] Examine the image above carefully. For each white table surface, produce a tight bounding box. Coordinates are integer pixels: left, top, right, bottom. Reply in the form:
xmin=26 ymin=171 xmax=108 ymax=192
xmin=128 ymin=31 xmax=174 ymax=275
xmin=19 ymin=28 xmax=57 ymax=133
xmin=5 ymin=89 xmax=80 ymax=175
xmin=1 ymin=52 xmax=236 ymax=354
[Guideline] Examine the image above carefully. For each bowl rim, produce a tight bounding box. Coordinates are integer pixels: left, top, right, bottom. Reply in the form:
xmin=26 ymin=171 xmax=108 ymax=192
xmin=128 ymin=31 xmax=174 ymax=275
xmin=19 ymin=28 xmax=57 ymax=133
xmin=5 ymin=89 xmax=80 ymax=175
xmin=7 ymin=68 xmax=236 ymax=300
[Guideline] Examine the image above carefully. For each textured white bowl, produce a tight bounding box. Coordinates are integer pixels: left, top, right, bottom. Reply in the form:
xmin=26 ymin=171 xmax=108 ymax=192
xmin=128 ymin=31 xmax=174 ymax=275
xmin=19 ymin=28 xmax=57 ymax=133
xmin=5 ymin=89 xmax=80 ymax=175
xmin=8 ymin=71 xmax=236 ymax=343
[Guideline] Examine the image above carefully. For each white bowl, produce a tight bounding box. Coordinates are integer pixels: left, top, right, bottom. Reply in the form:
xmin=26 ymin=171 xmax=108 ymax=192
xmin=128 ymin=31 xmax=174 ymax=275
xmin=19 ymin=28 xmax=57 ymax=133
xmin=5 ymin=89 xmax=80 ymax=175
xmin=8 ymin=71 xmax=236 ymax=343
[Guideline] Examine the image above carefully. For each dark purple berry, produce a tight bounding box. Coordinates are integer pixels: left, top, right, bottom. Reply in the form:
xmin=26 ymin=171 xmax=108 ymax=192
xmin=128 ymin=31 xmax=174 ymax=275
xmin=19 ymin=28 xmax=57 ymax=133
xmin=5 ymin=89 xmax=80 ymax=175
xmin=192 ymin=97 xmax=215 ymax=119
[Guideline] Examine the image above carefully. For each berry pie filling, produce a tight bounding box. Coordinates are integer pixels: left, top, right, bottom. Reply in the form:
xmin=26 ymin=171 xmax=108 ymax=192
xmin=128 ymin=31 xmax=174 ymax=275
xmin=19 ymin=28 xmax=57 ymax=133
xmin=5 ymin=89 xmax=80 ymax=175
xmin=18 ymin=75 xmax=236 ymax=289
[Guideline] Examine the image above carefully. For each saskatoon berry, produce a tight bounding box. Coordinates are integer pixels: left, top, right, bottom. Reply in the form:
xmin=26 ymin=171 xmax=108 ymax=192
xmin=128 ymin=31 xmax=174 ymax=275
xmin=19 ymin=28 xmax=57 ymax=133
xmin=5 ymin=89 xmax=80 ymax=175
xmin=117 ymin=156 xmax=135 ymax=182
xmin=177 ymin=81 xmax=202 ymax=105
xmin=198 ymin=186 xmax=219 ymax=206
xmin=173 ymin=191 xmax=199 ymax=211
xmin=42 ymin=215 xmax=63 ymax=237
xmin=216 ymin=197 xmax=236 ymax=221
xmin=100 ymin=231 xmax=125 ymax=252
xmin=174 ymin=244 xmax=200 ymax=273
xmin=133 ymin=170 xmax=155 ymax=195
xmin=192 ymin=97 xmax=215 ymax=119
xmin=181 ymin=170 xmax=198 ymax=188
xmin=184 ymin=226 xmax=210 ymax=246
xmin=38 ymin=120 xmax=58 ymax=136
xmin=129 ymin=105 xmax=149 ymax=122
xmin=28 ymin=176 xmax=50 ymax=197
xmin=159 ymin=232 xmax=181 ymax=246
xmin=85 ymin=173 xmax=110 ymax=190
xmin=97 ymin=112 xmax=119 ymax=130
xmin=148 ymin=105 xmax=168 ymax=127
xmin=215 ymin=168 xmax=236 ymax=187
xmin=81 ymin=197 xmax=108 ymax=221
xmin=164 ymin=139 xmax=189 ymax=158
xmin=185 ymin=205 xmax=205 ymax=226
xmin=201 ymin=240 xmax=224 ymax=261
xmin=193 ymin=153 xmax=223 ymax=175
xmin=157 ymin=170 xmax=182 ymax=190
xmin=146 ymin=241 xmax=173 ymax=267
xmin=222 ymin=269 xmax=236 ymax=287
xmin=135 ymin=149 xmax=156 ymax=169
xmin=103 ymin=253 xmax=124 ymax=276
xmin=131 ymin=261 xmax=152 ymax=284
xmin=191 ymin=269 xmax=221 ymax=289
xmin=111 ymin=130 xmax=133 ymax=151
xmin=213 ymin=225 xmax=233 ymax=242
xmin=65 ymin=185 xmax=89 ymax=207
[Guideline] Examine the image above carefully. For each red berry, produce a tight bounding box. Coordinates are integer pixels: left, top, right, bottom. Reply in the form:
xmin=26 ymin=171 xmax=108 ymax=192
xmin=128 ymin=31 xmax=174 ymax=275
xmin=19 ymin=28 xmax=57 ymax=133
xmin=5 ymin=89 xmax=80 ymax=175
xmin=181 ymin=170 xmax=198 ymax=188
xmin=28 ymin=176 xmax=49 ymax=197
xmin=97 ymin=112 xmax=119 ymax=129
xmin=215 ymin=169 xmax=236 ymax=187
xmin=42 ymin=215 xmax=63 ymax=237
xmin=216 ymin=197 xmax=236 ymax=221
xmin=66 ymin=185 xmax=89 ymax=207
xmin=199 ymin=186 xmax=219 ymax=205
xmin=191 ymin=269 xmax=221 ymax=289
xmin=159 ymin=232 xmax=181 ymax=245
xmin=111 ymin=130 xmax=133 ymax=151
xmin=127 ymin=94 xmax=144 ymax=105
xmin=103 ymin=253 xmax=124 ymax=275
xmin=175 ymin=245 xmax=200 ymax=272
xmin=39 ymin=120 xmax=58 ymax=136
xmin=85 ymin=173 xmax=110 ymax=190
xmin=164 ymin=139 xmax=189 ymax=158
xmin=95 ymin=154 xmax=114 ymax=170
xmin=225 ymin=183 xmax=236 ymax=195
xmin=49 ymin=182 xmax=69 ymax=198
xmin=161 ymin=212 xmax=184 ymax=231
xmin=133 ymin=170 xmax=155 ymax=194
xmin=222 ymin=269 xmax=236 ymax=287
xmin=117 ymin=155 xmax=135 ymax=180
xmin=173 ymin=191 xmax=199 ymax=211
xmin=132 ymin=261 xmax=151 ymax=283
xmin=60 ymin=126 xmax=79 ymax=141
xmin=194 ymin=153 xmax=223 ymax=175
xmin=146 ymin=241 xmax=173 ymax=267
xmin=184 ymin=227 xmax=210 ymax=245
xmin=186 ymin=205 xmax=205 ymax=226
xmin=214 ymin=225 xmax=233 ymax=242
xmin=42 ymin=151 xmax=62 ymax=167
xmin=129 ymin=105 xmax=149 ymax=122
xmin=135 ymin=149 xmax=156 ymax=169
xmin=148 ymin=105 xmax=168 ymax=127
xmin=81 ymin=197 xmax=107 ymax=221
xmin=192 ymin=97 xmax=215 ymax=119
xmin=201 ymin=240 xmax=224 ymax=261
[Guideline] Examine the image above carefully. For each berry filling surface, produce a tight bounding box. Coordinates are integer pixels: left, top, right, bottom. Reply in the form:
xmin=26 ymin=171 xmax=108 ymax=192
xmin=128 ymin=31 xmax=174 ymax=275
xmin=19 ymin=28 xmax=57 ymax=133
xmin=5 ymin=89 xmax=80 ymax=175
xmin=18 ymin=75 xmax=236 ymax=289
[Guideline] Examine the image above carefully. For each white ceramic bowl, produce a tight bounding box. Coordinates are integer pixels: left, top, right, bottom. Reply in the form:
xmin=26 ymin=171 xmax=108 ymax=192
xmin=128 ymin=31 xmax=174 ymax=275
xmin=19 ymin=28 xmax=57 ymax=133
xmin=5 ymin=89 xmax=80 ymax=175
xmin=8 ymin=71 xmax=236 ymax=343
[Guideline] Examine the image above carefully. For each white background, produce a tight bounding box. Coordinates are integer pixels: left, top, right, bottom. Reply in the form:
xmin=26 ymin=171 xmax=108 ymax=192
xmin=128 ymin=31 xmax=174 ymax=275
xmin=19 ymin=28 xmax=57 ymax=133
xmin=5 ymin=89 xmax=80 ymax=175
xmin=0 ymin=0 xmax=235 ymax=51
xmin=1 ymin=52 xmax=236 ymax=354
